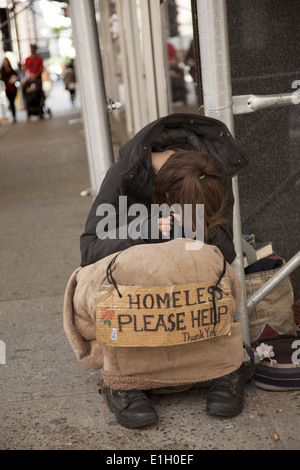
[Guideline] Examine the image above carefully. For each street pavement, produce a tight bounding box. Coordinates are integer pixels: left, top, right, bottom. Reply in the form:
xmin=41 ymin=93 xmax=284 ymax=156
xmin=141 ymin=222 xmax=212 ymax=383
xmin=0 ymin=83 xmax=299 ymax=452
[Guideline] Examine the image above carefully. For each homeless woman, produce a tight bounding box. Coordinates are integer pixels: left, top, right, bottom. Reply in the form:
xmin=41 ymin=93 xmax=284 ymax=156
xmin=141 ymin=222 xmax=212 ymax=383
xmin=65 ymin=113 xmax=249 ymax=429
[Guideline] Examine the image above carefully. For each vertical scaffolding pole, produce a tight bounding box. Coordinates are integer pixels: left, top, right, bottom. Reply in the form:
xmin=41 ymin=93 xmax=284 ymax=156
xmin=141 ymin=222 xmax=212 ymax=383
xmin=196 ymin=0 xmax=250 ymax=345
xmin=69 ymin=0 xmax=114 ymax=195
xmin=122 ymin=0 xmax=149 ymax=133
xmin=115 ymin=0 xmax=134 ymax=137
xmin=147 ymin=0 xmax=170 ymax=118
xmin=140 ymin=0 xmax=160 ymax=122
xmin=139 ymin=0 xmax=169 ymax=121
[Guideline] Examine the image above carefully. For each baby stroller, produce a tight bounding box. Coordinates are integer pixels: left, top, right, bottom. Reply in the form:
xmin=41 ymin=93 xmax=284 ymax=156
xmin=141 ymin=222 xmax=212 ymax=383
xmin=169 ymin=64 xmax=187 ymax=104
xmin=23 ymin=79 xmax=52 ymax=120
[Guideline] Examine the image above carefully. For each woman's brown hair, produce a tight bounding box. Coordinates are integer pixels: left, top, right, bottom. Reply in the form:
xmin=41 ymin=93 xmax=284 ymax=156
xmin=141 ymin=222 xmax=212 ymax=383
xmin=152 ymin=150 xmax=229 ymax=241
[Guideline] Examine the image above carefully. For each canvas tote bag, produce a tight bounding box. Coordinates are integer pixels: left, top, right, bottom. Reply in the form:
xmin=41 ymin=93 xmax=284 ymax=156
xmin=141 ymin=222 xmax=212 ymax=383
xmin=245 ymin=258 xmax=295 ymax=344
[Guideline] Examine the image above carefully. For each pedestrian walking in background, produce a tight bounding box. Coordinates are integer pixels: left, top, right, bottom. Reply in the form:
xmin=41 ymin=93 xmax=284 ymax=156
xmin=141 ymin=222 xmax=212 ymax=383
xmin=22 ymin=44 xmax=44 ymax=82
xmin=0 ymin=57 xmax=18 ymax=123
xmin=63 ymin=59 xmax=76 ymax=106
xmin=22 ymin=45 xmax=47 ymax=120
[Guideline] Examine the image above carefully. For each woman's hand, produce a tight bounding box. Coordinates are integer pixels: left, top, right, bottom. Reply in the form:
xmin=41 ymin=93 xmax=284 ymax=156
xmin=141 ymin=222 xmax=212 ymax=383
xmin=157 ymin=213 xmax=182 ymax=237
xmin=157 ymin=216 xmax=173 ymax=237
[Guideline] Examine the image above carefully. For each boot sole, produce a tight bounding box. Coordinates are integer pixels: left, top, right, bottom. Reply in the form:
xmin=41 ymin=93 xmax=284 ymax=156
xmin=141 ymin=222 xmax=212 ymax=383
xmin=107 ymin=402 xmax=158 ymax=429
xmin=206 ymin=400 xmax=243 ymax=418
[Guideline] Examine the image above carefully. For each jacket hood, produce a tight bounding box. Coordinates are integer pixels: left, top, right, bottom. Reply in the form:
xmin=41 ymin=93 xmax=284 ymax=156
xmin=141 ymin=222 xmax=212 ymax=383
xmin=118 ymin=113 xmax=248 ymax=180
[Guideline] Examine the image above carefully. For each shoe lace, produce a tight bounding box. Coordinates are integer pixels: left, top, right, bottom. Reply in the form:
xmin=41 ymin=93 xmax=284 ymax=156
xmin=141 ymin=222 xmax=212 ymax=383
xmin=120 ymin=390 xmax=148 ymax=402
xmin=118 ymin=390 xmax=152 ymax=412
xmin=211 ymin=370 xmax=240 ymax=394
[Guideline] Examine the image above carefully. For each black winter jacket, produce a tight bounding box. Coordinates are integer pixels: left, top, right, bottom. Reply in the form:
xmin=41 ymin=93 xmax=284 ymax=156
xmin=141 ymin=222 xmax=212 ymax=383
xmin=80 ymin=113 xmax=248 ymax=267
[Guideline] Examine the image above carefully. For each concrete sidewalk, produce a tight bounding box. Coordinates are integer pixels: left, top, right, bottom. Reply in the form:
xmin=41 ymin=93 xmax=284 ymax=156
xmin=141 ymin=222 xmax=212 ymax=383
xmin=0 ymin=99 xmax=299 ymax=451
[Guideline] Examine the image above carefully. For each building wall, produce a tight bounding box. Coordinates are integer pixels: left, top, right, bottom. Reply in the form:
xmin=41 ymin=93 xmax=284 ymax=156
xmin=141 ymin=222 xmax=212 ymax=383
xmin=227 ymin=0 xmax=300 ymax=298
xmin=0 ymin=1 xmax=35 ymax=66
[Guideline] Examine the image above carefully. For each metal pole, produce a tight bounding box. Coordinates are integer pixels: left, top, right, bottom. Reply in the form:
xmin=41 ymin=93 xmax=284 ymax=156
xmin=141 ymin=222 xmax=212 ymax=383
xmin=69 ymin=0 xmax=114 ymax=196
xmin=247 ymin=251 xmax=300 ymax=313
xmin=233 ymin=92 xmax=299 ymax=115
xmin=122 ymin=0 xmax=149 ymax=133
xmin=115 ymin=0 xmax=134 ymax=137
xmin=196 ymin=0 xmax=234 ymax=126
xmin=148 ymin=0 xmax=170 ymax=118
xmin=196 ymin=0 xmax=250 ymax=345
xmin=140 ymin=0 xmax=159 ymax=122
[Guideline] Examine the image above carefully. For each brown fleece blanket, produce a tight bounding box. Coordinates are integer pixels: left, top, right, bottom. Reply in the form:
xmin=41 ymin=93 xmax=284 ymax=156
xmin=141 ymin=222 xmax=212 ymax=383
xmin=64 ymin=239 xmax=244 ymax=390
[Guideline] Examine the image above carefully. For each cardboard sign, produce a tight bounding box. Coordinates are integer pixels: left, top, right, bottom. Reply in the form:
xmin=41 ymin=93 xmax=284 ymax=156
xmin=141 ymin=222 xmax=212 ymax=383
xmin=96 ymin=278 xmax=233 ymax=347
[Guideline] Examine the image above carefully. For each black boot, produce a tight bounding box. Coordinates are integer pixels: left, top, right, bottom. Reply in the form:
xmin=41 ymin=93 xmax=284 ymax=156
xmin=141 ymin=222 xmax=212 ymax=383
xmin=206 ymin=364 xmax=245 ymax=417
xmin=105 ymin=387 xmax=158 ymax=429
